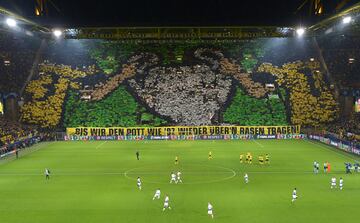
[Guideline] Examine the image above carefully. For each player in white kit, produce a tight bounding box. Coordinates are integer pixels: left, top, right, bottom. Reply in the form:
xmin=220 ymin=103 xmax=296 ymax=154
xmin=315 ymin=162 xmax=320 ymax=174
xmin=163 ymin=195 xmax=171 ymax=211
xmin=339 ymin=177 xmax=343 ymax=190
xmin=208 ymin=202 xmax=214 ymax=218
xmin=292 ymin=188 xmax=297 ymax=202
xmin=331 ymin=177 xmax=336 ymax=189
xmin=153 ymin=188 xmax=161 ymax=200
xmin=176 ymin=171 xmax=182 ymax=184
xmin=45 ymin=168 xmax=50 ymax=180
xmin=170 ymin=172 xmax=177 ymax=183
xmin=137 ymin=177 xmax=142 ymax=190
xmin=313 ymin=161 xmax=318 ymax=174
xmin=244 ymin=173 xmax=249 ymax=184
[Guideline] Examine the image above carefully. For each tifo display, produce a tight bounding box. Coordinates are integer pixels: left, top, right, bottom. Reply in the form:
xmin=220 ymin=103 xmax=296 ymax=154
xmin=1 ymin=2 xmax=360 ymax=223
xmin=1 ymin=37 xmax=340 ymax=128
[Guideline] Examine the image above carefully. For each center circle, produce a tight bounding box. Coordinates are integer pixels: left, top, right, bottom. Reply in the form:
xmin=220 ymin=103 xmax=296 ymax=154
xmin=124 ymin=164 xmax=236 ymax=184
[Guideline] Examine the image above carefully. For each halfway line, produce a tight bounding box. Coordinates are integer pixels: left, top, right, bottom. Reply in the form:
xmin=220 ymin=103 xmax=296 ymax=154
xmin=0 ymin=170 xmax=325 ymax=176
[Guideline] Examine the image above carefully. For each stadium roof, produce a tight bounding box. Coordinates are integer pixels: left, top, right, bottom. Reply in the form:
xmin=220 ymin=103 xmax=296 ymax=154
xmin=0 ymin=1 xmax=360 ymax=39
xmin=0 ymin=0 xmax=358 ymax=27
xmin=0 ymin=0 xmax=305 ymax=27
xmin=0 ymin=6 xmax=49 ymax=32
xmin=309 ymin=2 xmax=360 ymax=36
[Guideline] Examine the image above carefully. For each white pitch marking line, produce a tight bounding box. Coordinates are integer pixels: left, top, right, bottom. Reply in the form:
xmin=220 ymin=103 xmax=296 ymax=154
xmin=0 ymin=142 xmax=54 ymax=165
xmin=305 ymin=139 xmax=359 ymax=162
xmin=0 ymin=170 xmax=325 ymax=176
xmin=96 ymin=141 xmax=107 ymax=149
xmin=252 ymin=139 xmax=264 ymax=148
xmin=2 ymin=168 xmax=347 ymax=177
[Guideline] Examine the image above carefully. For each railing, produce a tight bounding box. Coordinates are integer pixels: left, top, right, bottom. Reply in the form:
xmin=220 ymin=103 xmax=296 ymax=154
xmin=0 ymin=136 xmax=41 ymax=158
xmin=308 ymin=134 xmax=360 ymax=156
xmin=65 ymin=134 xmax=306 ymax=141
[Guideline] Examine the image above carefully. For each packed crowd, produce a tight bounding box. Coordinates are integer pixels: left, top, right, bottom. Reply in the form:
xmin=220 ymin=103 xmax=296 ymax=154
xmin=90 ymin=64 xmax=136 ymax=100
xmin=0 ymin=50 xmax=37 ymax=93
xmin=0 ymin=32 xmax=40 ymax=94
xmin=318 ymin=35 xmax=360 ymax=86
xmin=20 ymin=48 xmax=341 ymax=127
xmin=323 ymin=50 xmax=360 ymax=86
xmin=195 ymin=48 xmax=272 ymax=98
xmin=258 ymin=61 xmax=338 ymax=126
xmin=90 ymin=53 xmax=158 ymax=101
xmin=20 ymin=62 xmax=96 ymax=128
xmin=327 ymin=116 xmax=360 ymax=138
xmin=0 ymin=32 xmax=350 ymax=129
xmin=0 ymin=117 xmax=36 ymax=146
xmin=128 ymin=64 xmax=232 ymax=125
xmin=219 ymin=58 xmax=272 ymax=98
xmin=0 ymin=118 xmax=55 ymax=157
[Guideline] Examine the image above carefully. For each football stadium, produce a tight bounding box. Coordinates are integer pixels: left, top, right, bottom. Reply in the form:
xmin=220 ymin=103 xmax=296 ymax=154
xmin=0 ymin=1 xmax=360 ymax=222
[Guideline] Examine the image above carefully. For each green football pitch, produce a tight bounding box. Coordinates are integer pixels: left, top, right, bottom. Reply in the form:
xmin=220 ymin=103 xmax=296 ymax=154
xmin=0 ymin=139 xmax=359 ymax=223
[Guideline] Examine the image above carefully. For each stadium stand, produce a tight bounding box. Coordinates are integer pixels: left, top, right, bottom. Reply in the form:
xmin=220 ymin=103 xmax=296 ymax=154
xmin=7 ymin=40 xmax=337 ymax=129
xmin=0 ymin=31 xmax=40 ymax=94
xmin=0 ymin=38 xmax=349 ymax=127
xmin=319 ymin=36 xmax=360 ymax=86
xmin=1 ymin=2 xmax=360 ymax=223
xmin=0 ymin=16 xmax=359 ymax=145
xmin=0 ymin=117 xmax=36 ymax=146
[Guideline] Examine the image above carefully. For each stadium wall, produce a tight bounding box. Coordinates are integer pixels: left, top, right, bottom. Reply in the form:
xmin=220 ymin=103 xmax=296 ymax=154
xmin=309 ymin=134 xmax=360 ymax=156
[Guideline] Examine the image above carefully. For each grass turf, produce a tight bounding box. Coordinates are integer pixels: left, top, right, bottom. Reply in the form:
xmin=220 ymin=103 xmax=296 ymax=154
xmin=0 ymin=139 xmax=359 ymax=223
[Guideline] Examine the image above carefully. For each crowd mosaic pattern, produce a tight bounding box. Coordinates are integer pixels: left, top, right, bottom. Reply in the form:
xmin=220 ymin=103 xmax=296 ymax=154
xmin=5 ymin=38 xmax=338 ymax=128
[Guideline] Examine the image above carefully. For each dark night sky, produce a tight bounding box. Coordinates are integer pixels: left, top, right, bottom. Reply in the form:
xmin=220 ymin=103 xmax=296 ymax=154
xmin=0 ymin=0 xmax=357 ymax=27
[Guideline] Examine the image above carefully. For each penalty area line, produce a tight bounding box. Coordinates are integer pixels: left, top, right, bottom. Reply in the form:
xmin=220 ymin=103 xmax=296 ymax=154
xmin=252 ymin=140 xmax=264 ymax=148
xmin=96 ymin=141 xmax=108 ymax=149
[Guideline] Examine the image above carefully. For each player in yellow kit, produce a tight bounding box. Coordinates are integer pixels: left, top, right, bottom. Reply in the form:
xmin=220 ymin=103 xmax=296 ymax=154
xmin=246 ymin=152 xmax=250 ymax=163
xmin=259 ymin=155 xmax=264 ymax=165
xmin=175 ymin=156 xmax=179 ymax=165
xmin=208 ymin=151 xmax=212 ymax=160
xmin=239 ymin=154 xmax=243 ymax=163
xmin=265 ymin=154 xmax=270 ymax=164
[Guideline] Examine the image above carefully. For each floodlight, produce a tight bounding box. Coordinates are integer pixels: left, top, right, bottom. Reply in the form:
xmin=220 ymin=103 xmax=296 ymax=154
xmin=343 ymin=16 xmax=352 ymax=24
xmin=6 ymin=18 xmax=17 ymax=27
xmin=53 ymin=29 xmax=62 ymax=37
xmin=296 ymin=28 xmax=305 ymax=36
